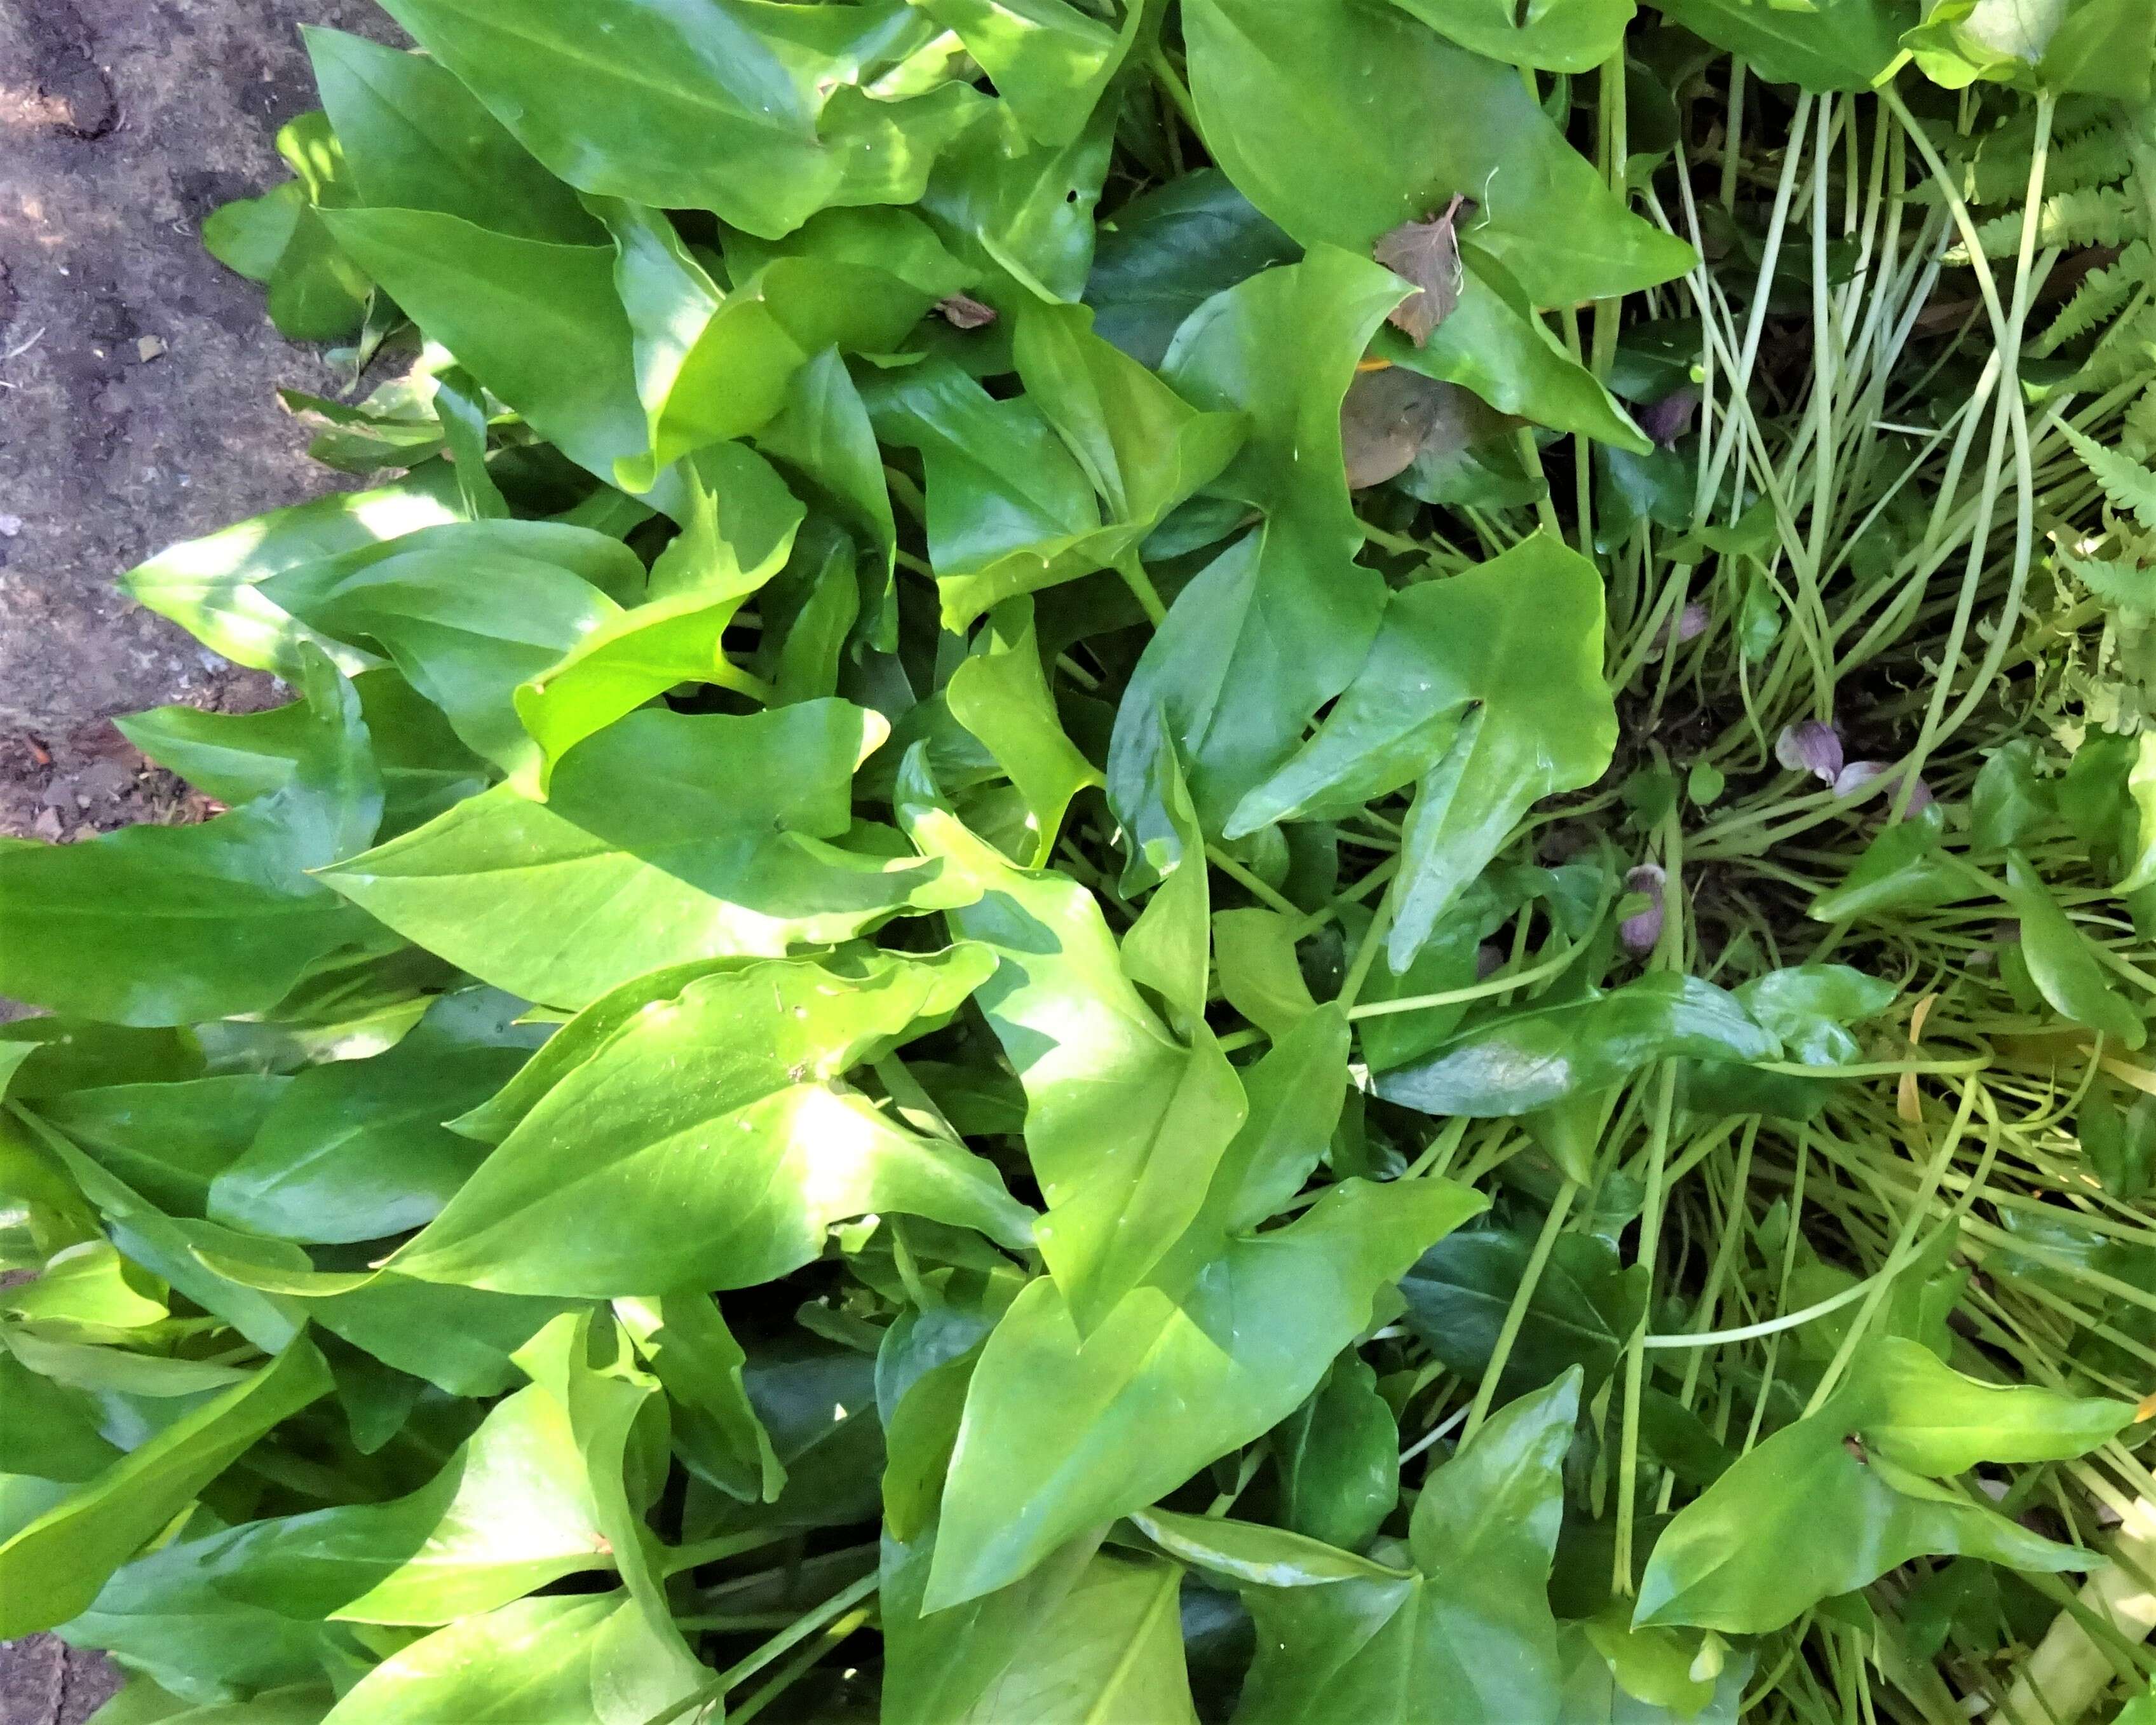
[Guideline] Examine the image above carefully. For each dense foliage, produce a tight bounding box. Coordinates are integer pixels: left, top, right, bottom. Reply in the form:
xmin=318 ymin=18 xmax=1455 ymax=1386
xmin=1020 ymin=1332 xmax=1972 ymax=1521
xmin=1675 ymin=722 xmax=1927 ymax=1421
xmin=4 ymin=0 xmax=2156 ymax=1719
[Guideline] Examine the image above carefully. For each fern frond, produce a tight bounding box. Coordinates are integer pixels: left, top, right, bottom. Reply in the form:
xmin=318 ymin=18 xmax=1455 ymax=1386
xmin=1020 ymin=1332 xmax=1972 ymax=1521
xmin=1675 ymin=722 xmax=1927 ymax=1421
xmin=2078 ymin=299 xmax=2156 ymax=389
xmin=2062 ymin=423 xmax=2156 ymax=534
xmin=2033 ymin=240 xmax=2151 ymax=356
xmin=2057 ymin=545 xmax=2156 ymax=613
xmin=2125 ymin=386 xmax=2156 ymax=461
xmin=1974 ymin=186 xmax=2143 ymax=258
xmin=1973 ymin=122 xmax=2132 ymax=206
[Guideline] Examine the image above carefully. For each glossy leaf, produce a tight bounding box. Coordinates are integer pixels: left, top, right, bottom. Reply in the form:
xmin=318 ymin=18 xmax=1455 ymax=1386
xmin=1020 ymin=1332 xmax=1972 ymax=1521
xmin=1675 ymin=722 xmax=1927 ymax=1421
xmin=326 ymin=1590 xmax=701 ymax=1725
xmin=512 ymin=447 xmax=805 ymax=786
xmin=302 ymin=26 xmax=598 ymax=243
xmin=904 ymin=790 xmax=1244 ymax=1330
xmin=1376 ymin=974 xmax=1779 ymax=1117
xmin=206 ymin=1044 xmax=523 ymax=1244
xmin=321 ymin=702 xmax=963 ymax=1008
xmin=1232 ymin=1370 xmax=1581 ymax=1725
xmin=1275 ymin=1353 xmax=1400 ymax=1553
xmin=918 ymin=0 xmax=1139 ymax=146
xmin=2001 ymin=849 xmax=2146 ymax=1047
xmin=261 ymin=529 xmax=625 ymax=783
xmin=320 ymin=208 xmax=669 ymax=508
xmin=1653 ymin=0 xmax=1917 ymax=90
xmin=1387 ymin=0 xmax=1635 ymax=72
xmin=66 ymin=1378 xmax=611 ymax=1703
xmin=1635 ymin=1338 xmax=2134 ymax=1633
xmin=376 ymin=0 xmax=983 ymax=238
xmin=386 ymin=948 xmax=1031 ymax=1296
xmin=952 ymin=1550 xmax=1199 ymax=1724
xmin=925 ymin=1174 xmax=1485 ymax=1607
xmin=1229 ymin=533 xmax=1616 ymax=966
xmin=1402 ymin=1224 xmax=1648 ymax=1400
xmin=0 ymin=1337 xmax=332 ymax=1637
xmin=946 ymin=599 xmax=1103 ymax=867
xmin=0 ymin=651 xmax=389 ymax=1026
xmin=1083 ymin=170 xmax=1298 ymax=369
xmin=1183 ymin=0 xmax=1692 ymax=304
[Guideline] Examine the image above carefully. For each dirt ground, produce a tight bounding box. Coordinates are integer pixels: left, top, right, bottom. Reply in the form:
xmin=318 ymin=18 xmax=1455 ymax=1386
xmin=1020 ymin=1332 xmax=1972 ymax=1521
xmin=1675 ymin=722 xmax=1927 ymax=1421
xmin=1 ymin=0 xmax=403 ymax=1712
xmin=0 ymin=0 xmax=398 ymax=848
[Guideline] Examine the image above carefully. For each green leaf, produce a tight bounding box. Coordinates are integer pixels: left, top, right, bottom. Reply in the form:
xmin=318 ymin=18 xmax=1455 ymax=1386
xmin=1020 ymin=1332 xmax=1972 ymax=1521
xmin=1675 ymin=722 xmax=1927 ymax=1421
xmin=880 ymin=1529 xmax=1109 ymax=1725
xmin=302 ymin=26 xmax=599 ymax=242
xmin=756 ymin=346 xmax=900 ymax=614
xmin=204 ymin=147 xmax=373 ymax=343
xmin=1231 ymin=1370 xmax=1580 ymax=1725
xmin=1382 ymin=254 xmax=1650 ymax=453
xmin=1274 ymin=1353 xmax=1400 ymax=1553
xmin=317 ymin=1590 xmax=704 ymax=1724
xmin=34 ymin=1075 xmax=287 ymax=1218
xmin=1386 ymin=0 xmax=1636 ymax=72
xmin=1970 ymin=739 xmax=2056 ymax=850
xmin=119 ymin=468 xmax=463 ymax=679
xmin=1 ymin=1241 xmax=166 ymax=1334
xmin=386 ymin=948 xmax=1030 ymax=1296
xmin=595 ymin=200 xmax=939 ymax=489
xmin=1635 ymin=1338 xmax=2134 ymax=1634
xmin=1120 ymin=737 xmax=1212 ymax=1031
xmin=1402 ymin=1222 xmax=1648 ymax=1400
xmin=1014 ymin=299 xmax=1247 ymax=547
xmin=918 ymin=0 xmax=1141 ymax=146
xmin=375 ymin=0 xmax=982 ymax=238
xmin=616 ymin=1293 xmax=784 ymax=1504
xmin=0 ymin=651 xmax=389 ymax=1026
xmin=308 ymin=1276 xmax=578 ymax=1400
xmin=0 ymin=1336 xmax=331 ymax=1637
xmin=1904 ymin=0 xmax=2153 ymax=95
xmin=2117 ymin=732 xmax=2156 ymax=892
xmin=122 ymin=669 xmax=488 ymax=842
xmin=1108 ymin=524 xmax=1383 ymax=869
xmin=205 ymin=1044 xmax=524 ymax=1244
xmin=1127 ymin=1505 xmax=1406 ymax=1587
xmin=1213 ymin=907 xmax=1320 ymax=1042
xmin=903 ymin=791 xmax=1244 ymax=1330
xmin=920 ymin=98 xmax=1116 ymax=304
xmin=65 ymin=1376 xmax=613 ymax=1701
xmin=1183 ymin=0 xmax=1692 ymax=304
xmin=1375 ymin=974 xmax=1779 ymax=1116
xmin=318 ymin=208 xmax=670 ymax=509
xmin=1230 ymin=532 xmax=1616 ymax=967
xmin=2002 ymin=849 xmax=2146 ymax=1046
xmin=512 ymin=447 xmax=806 ymax=787
xmin=1809 ymin=806 xmax=1966 ymax=922
xmin=1653 ymin=0 xmax=1918 ymax=90
xmin=924 ymin=1174 xmax=1484 ymax=1607
xmin=1083 ymin=170 xmax=1298 ymax=369
xmin=946 ymin=599 xmax=1104 ymax=868
xmin=321 ymin=702 xmax=964 ymax=1009
xmin=1162 ymin=245 xmax=1405 ymax=553
xmin=261 ymin=526 xmax=628 ymax=784
xmin=1104 ymin=248 xmax=1419 ymax=859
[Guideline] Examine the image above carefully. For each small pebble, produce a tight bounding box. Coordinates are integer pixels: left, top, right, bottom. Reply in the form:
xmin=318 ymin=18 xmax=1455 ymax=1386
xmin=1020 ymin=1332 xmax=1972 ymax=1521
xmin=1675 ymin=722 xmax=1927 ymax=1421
xmin=0 ymin=515 xmax=20 ymax=537
xmin=137 ymin=336 xmax=167 ymax=362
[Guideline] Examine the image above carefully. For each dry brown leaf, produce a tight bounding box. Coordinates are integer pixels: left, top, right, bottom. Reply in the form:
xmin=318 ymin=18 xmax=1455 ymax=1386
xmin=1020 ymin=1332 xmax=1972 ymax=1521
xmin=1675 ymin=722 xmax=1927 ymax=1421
xmin=1339 ymin=368 xmax=1497 ymax=490
xmin=935 ymin=293 xmax=998 ymax=330
xmin=1373 ymin=195 xmax=1468 ymax=348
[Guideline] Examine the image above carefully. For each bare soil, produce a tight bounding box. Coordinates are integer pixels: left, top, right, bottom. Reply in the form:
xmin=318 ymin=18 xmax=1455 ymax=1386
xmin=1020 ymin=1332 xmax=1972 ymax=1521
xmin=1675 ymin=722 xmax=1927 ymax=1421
xmin=1 ymin=0 xmax=400 ymax=1711
xmin=0 ymin=0 xmax=397 ymax=847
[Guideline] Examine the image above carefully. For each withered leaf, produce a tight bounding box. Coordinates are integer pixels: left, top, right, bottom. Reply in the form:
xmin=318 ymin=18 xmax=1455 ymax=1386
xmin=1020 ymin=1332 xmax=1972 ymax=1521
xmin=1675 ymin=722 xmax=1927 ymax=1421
xmin=1341 ymin=367 xmax=1492 ymax=490
xmin=936 ymin=293 xmax=1000 ymax=330
xmin=1373 ymin=196 xmax=1468 ymax=348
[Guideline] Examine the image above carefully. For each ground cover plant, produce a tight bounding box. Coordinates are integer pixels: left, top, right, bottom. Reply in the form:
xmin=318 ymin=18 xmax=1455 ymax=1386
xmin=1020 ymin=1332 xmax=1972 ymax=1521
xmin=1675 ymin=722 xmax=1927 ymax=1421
xmin=4 ymin=0 xmax=2156 ymax=1718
